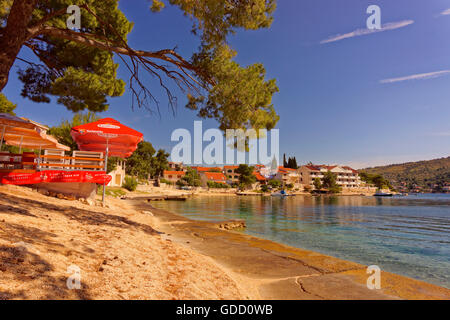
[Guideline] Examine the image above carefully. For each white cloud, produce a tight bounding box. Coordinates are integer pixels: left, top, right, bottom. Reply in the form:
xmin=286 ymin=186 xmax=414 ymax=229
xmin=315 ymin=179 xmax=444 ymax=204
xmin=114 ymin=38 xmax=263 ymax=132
xmin=380 ymin=70 xmax=450 ymax=84
xmin=320 ymin=20 xmax=414 ymax=44
xmin=441 ymin=8 xmax=450 ymax=15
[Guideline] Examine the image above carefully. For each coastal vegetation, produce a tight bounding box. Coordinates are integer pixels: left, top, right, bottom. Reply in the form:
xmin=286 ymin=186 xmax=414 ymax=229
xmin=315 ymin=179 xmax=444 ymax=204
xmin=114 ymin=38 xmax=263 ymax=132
xmin=0 ymin=93 xmax=16 ymax=114
xmin=207 ymin=181 xmax=230 ymax=189
xmin=359 ymin=172 xmax=394 ymax=190
xmin=123 ymin=176 xmax=138 ymax=192
xmin=235 ymin=164 xmax=256 ymax=190
xmin=362 ymin=157 xmax=449 ymax=192
xmin=97 ymin=185 xmax=127 ymax=197
xmin=268 ymin=179 xmax=282 ymax=189
xmin=179 ymin=167 xmax=201 ymax=187
xmin=313 ymin=177 xmax=322 ymax=190
xmin=322 ymin=171 xmax=342 ymax=194
xmin=160 ymin=178 xmax=174 ymax=185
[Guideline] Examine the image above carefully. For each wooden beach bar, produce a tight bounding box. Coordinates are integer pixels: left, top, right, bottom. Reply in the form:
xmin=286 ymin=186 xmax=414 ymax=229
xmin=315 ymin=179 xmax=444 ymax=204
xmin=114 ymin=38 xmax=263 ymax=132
xmin=0 ymin=113 xmax=112 ymax=199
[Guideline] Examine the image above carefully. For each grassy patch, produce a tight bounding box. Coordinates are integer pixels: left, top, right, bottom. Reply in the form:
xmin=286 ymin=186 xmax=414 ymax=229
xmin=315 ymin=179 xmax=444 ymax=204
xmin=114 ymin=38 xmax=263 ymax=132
xmin=97 ymin=186 xmax=127 ymax=197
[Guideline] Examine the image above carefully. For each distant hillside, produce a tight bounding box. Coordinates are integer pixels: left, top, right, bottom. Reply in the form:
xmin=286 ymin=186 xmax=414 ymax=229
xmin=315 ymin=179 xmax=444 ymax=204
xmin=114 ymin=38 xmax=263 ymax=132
xmin=361 ymin=157 xmax=450 ymax=192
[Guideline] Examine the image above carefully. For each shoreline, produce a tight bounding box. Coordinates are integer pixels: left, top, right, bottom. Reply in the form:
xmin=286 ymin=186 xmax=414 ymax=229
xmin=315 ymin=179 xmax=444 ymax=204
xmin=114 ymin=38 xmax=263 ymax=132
xmin=1 ymin=184 xmax=448 ymax=300
xmin=132 ymin=199 xmax=450 ymax=300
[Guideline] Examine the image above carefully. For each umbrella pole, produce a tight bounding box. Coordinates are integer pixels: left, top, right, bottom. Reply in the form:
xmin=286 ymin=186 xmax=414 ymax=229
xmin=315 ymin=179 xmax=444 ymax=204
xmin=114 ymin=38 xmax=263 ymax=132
xmin=0 ymin=125 xmax=5 ymax=151
xmin=37 ymin=146 xmax=42 ymax=170
xmin=19 ymin=135 xmax=23 ymax=153
xmin=102 ymin=144 xmax=109 ymax=206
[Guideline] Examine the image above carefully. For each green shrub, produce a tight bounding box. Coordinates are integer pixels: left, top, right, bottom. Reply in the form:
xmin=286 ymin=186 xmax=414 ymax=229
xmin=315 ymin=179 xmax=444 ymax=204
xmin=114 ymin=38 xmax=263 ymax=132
xmin=97 ymin=186 xmax=127 ymax=197
xmin=268 ymin=179 xmax=282 ymax=189
xmin=207 ymin=181 xmax=230 ymax=189
xmin=160 ymin=178 xmax=174 ymax=185
xmin=261 ymin=184 xmax=269 ymax=192
xmin=176 ymin=179 xmax=188 ymax=187
xmin=123 ymin=176 xmax=138 ymax=191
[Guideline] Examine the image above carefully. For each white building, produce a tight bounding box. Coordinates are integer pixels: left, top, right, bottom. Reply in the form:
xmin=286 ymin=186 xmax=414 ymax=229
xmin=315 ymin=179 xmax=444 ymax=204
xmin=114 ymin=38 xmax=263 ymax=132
xmin=299 ymin=165 xmax=361 ymax=189
xmin=108 ymin=159 xmax=126 ymax=187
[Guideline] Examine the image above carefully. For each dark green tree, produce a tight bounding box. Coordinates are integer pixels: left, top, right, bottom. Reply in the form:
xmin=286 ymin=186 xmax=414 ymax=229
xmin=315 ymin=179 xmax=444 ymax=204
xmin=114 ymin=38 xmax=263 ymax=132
xmin=359 ymin=171 xmax=393 ymax=190
xmin=292 ymin=157 xmax=298 ymax=169
xmin=313 ymin=177 xmax=322 ymax=191
xmin=0 ymin=0 xmax=279 ymax=131
xmin=125 ymin=141 xmax=155 ymax=179
xmin=150 ymin=149 xmax=169 ymax=178
xmin=0 ymin=93 xmax=16 ymax=114
xmin=322 ymin=171 xmax=341 ymax=194
xmin=235 ymin=164 xmax=256 ymax=190
xmin=268 ymin=179 xmax=281 ymax=189
xmin=181 ymin=167 xmax=201 ymax=187
xmin=283 ymin=155 xmax=298 ymax=169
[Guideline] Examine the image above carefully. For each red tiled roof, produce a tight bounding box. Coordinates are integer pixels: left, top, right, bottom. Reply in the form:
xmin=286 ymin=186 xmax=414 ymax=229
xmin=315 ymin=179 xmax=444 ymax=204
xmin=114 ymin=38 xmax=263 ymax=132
xmin=192 ymin=166 xmax=222 ymax=172
xmin=253 ymin=172 xmax=267 ymax=181
xmin=163 ymin=171 xmax=185 ymax=176
xmin=278 ymin=167 xmax=297 ymax=173
xmin=203 ymin=172 xmax=227 ymax=181
xmin=342 ymin=166 xmax=359 ymax=173
xmin=304 ymin=165 xmax=320 ymax=171
xmin=224 ymin=165 xmax=238 ymax=170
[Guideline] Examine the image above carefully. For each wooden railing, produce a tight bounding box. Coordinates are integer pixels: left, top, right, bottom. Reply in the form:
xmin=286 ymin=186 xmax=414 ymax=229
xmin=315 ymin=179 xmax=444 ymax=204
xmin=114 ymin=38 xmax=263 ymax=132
xmin=39 ymin=154 xmax=104 ymax=171
xmin=0 ymin=152 xmax=105 ymax=171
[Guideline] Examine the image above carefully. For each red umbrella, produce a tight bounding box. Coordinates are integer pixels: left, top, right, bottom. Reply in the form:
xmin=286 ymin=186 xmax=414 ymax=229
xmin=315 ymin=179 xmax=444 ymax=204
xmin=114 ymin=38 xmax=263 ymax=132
xmin=71 ymin=118 xmax=143 ymax=204
xmin=71 ymin=118 xmax=143 ymax=158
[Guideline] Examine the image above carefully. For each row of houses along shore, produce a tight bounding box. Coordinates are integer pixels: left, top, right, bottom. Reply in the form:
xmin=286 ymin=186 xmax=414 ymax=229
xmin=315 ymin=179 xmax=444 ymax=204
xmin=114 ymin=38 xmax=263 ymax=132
xmin=162 ymin=162 xmax=363 ymax=191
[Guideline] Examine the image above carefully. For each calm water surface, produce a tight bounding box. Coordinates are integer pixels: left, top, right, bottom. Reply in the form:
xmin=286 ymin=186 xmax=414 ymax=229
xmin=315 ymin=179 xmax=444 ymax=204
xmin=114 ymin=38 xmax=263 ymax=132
xmin=151 ymin=194 xmax=450 ymax=288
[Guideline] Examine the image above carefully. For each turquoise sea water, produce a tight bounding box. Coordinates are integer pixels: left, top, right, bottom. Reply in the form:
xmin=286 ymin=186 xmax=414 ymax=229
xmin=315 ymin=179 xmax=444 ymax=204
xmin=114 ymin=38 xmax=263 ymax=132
xmin=151 ymin=194 xmax=450 ymax=288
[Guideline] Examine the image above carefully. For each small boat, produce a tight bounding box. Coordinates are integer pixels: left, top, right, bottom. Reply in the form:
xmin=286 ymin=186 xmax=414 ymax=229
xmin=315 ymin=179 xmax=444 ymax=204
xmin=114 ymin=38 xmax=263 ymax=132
xmin=271 ymin=190 xmax=294 ymax=197
xmin=374 ymin=191 xmax=393 ymax=197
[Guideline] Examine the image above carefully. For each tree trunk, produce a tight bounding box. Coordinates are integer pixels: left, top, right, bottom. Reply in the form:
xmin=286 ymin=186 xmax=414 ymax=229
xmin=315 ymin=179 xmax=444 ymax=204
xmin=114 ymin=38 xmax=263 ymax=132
xmin=0 ymin=0 xmax=38 ymax=91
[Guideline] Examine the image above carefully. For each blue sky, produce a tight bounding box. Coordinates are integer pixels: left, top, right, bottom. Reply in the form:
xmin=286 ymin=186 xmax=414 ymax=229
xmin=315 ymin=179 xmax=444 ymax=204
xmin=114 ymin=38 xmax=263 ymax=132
xmin=2 ymin=0 xmax=450 ymax=168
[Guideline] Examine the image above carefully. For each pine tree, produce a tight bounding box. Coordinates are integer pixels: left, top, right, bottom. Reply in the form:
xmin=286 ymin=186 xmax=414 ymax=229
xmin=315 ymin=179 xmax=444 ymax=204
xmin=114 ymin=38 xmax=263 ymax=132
xmin=0 ymin=0 xmax=279 ymax=132
xmin=293 ymin=157 xmax=298 ymax=169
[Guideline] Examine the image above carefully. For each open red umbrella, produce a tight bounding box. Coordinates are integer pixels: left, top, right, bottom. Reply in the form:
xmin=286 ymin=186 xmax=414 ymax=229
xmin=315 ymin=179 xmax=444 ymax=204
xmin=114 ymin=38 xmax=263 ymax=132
xmin=71 ymin=118 xmax=143 ymax=158
xmin=71 ymin=118 xmax=143 ymax=204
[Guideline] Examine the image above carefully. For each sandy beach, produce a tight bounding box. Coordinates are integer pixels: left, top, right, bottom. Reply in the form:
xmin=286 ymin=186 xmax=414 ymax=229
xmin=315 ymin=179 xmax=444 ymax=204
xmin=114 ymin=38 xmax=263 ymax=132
xmin=0 ymin=184 xmax=449 ymax=300
xmin=0 ymin=185 xmax=244 ymax=299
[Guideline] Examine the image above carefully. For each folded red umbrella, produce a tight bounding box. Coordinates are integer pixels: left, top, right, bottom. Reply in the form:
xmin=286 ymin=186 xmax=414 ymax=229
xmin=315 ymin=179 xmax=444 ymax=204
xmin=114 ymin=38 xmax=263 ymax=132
xmin=71 ymin=118 xmax=143 ymax=158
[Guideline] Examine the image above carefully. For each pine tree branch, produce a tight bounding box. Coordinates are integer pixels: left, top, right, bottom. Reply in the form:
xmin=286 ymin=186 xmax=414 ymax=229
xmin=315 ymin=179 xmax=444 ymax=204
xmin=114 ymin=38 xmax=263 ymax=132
xmin=37 ymin=26 xmax=203 ymax=80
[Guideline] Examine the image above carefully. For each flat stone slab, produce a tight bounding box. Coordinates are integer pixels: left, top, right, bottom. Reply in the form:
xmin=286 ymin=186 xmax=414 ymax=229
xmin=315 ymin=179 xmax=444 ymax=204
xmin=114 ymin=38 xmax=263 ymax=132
xmin=131 ymin=201 xmax=450 ymax=300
